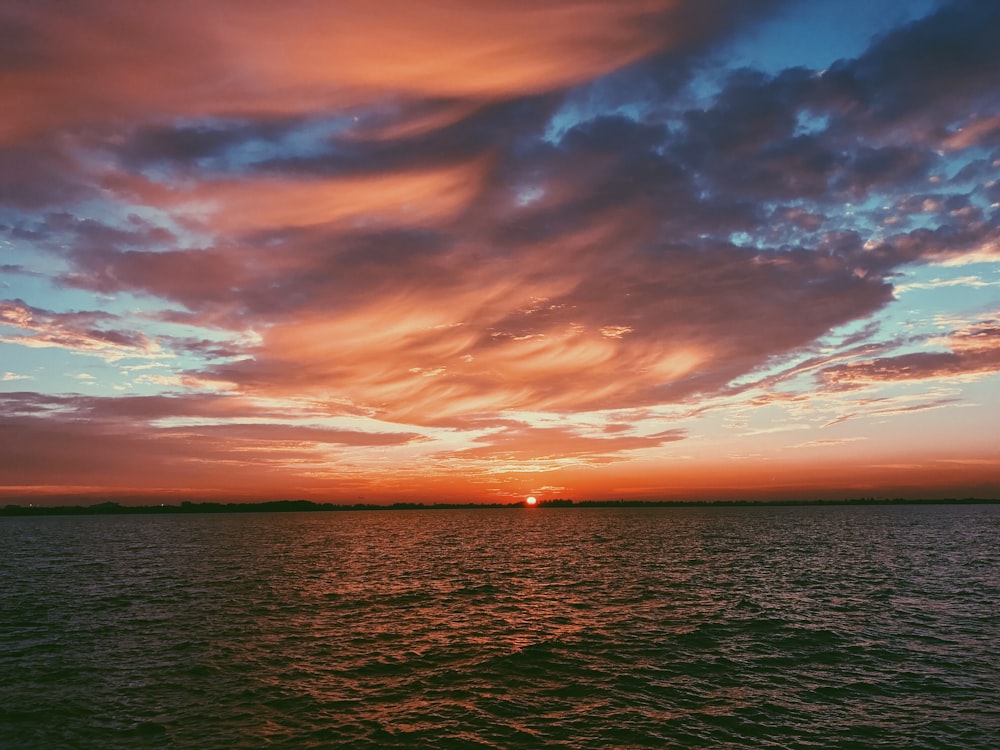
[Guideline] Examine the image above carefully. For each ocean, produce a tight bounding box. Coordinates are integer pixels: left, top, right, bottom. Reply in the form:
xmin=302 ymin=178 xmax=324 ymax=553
xmin=1 ymin=504 xmax=997 ymax=749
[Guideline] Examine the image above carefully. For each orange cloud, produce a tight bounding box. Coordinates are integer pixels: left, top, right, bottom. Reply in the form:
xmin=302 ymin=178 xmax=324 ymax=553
xmin=0 ymin=392 xmax=423 ymax=501
xmin=438 ymin=423 xmax=685 ymax=464
xmin=2 ymin=0 xmax=682 ymax=144
xmin=141 ymin=159 xmax=490 ymax=234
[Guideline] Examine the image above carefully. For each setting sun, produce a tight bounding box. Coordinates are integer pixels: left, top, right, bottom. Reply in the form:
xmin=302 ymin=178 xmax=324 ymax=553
xmin=525 ymin=496 xmax=538 ymax=506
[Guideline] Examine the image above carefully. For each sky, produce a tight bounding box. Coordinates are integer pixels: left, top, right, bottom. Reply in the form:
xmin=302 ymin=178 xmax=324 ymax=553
xmin=1 ymin=0 xmax=998 ymax=505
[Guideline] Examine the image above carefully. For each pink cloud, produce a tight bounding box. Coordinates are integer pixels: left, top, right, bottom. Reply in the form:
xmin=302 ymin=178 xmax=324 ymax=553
xmin=441 ymin=423 xmax=686 ymax=464
xmin=821 ymin=317 xmax=1000 ymax=388
xmin=0 ymin=392 xmax=422 ymax=499
xmin=187 ymin=235 xmax=892 ymax=424
xmin=1 ymin=0 xmax=689 ymax=145
xmin=0 ymin=299 xmax=159 ymax=359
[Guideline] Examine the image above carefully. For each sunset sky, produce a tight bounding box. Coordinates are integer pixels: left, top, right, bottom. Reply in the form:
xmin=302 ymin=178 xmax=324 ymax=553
xmin=2 ymin=0 xmax=998 ymax=504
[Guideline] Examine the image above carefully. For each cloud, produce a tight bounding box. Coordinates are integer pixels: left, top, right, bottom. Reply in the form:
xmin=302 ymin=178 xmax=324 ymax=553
xmin=182 ymin=235 xmax=895 ymax=423
xmin=0 ymin=142 xmax=92 ymax=209
xmin=16 ymin=0 xmax=992 ymax=429
xmin=820 ymin=397 xmax=963 ymax=429
xmin=2 ymin=1 xmax=998 ymax=501
xmin=831 ymin=0 xmax=1000 ymax=137
xmin=0 ymin=391 xmax=422 ymax=498
xmin=820 ymin=316 xmax=1000 ymax=389
xmin=0 ymin=412 xmax=318 ymax=495
xmin=0 ymin=0 xmax=719 ymax=146
xmin=0 ymin=299 xmax=160 ymax=360
xmin=438 ymin=422 xmax=686 ymax=466
xmin=792 ymin=437 xmax=868 ymax=449
xmin=156 ymin=422 xmax=420 ymax=448
xmin=42 ymin=5 xmax=996 ymax=419
xmin=896 ymin=275 xmax=1000 ymax=294
xmin=0 ymin=0 xmax=788 ymax=222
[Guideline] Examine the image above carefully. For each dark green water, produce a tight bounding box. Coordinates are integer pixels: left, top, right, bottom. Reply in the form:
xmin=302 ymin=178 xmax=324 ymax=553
xmin=2 ymin=505 xmax=997 ymax=748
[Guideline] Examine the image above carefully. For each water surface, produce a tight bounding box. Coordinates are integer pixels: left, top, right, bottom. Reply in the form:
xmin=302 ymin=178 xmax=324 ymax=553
xmin=2 ymin=504 xmax=997 ymax=748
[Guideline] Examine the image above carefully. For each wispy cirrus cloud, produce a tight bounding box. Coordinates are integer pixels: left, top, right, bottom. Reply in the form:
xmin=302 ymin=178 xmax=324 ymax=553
xmin=2 ymin=0 xmax=750 ymax=145
xmin=0 ymin=391 xmax=423 ymax=499
xmin=0 ymin=299 xmax=160 ymax=360
xmin=440 ymin=423 xmax=686 ymax=465
xmin=821 ymin=316 xmax=1000 ymax=389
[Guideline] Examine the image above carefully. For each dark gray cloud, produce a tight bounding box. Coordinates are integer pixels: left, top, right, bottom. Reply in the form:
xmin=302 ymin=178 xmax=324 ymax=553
xmin=0 ymin=143 xmax=90 ymax=209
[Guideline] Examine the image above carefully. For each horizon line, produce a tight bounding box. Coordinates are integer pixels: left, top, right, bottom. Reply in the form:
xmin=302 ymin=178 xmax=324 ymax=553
xmin=2 ymin=496 xmax=997 ymax=517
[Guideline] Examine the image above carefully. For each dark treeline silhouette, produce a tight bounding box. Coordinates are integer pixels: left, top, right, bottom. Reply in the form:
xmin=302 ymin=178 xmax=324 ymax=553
xmin=0 ymin=497 xmax=996 ymax=516
xmin=0 ymin=499 xmax=518 ymax=516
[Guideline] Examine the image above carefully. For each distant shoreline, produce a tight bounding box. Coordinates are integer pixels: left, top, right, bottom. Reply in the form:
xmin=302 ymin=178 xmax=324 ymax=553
xmin=1 ymin=497 xmax=997 ymax=517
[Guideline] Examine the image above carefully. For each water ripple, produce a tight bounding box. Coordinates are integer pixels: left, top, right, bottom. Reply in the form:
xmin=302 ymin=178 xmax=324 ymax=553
xmin=1 ymin=505 xmax=997 ymax=748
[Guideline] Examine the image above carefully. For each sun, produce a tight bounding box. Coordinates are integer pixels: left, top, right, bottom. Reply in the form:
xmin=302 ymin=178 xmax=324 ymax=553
xmin=525 ymin=496 xmax=537 ymax=506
